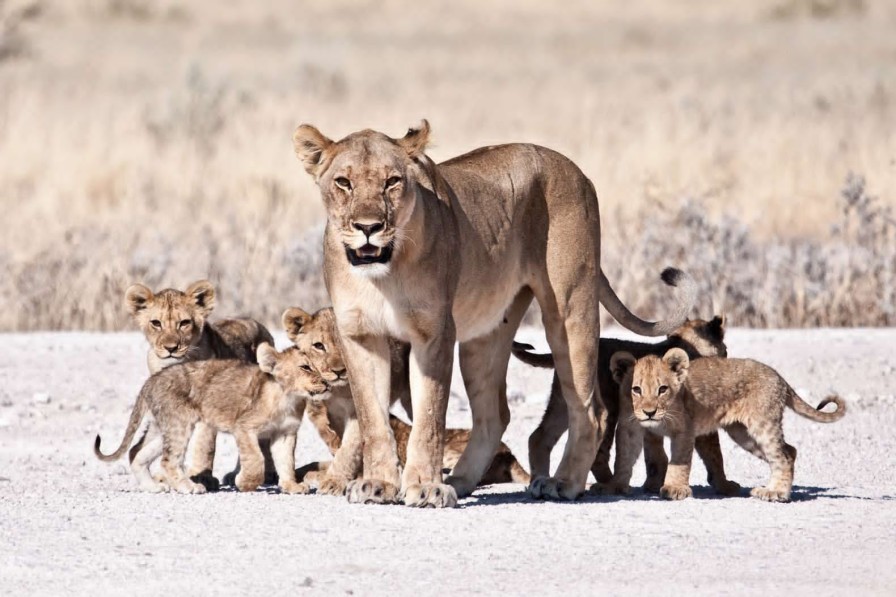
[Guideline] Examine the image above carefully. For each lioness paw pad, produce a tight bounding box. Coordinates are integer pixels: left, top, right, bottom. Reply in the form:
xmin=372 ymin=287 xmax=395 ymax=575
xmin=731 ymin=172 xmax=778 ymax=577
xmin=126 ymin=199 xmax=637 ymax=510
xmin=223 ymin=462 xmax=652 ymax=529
xmin=402 ymin=483 xmax=458 ymax=508
xmin=589 ymin=482 xmax=631 ymax=496
xmin=346 ymin=479 xmax=400 ymax=505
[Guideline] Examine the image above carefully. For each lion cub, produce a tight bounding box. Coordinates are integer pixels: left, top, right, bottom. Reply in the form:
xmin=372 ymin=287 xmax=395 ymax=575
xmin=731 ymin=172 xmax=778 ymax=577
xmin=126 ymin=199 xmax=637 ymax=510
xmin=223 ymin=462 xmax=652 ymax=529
xmin=605 ymin=348 xmax=846 ymax=502
xmin=94 ymin=344 xmax=329 ymax=494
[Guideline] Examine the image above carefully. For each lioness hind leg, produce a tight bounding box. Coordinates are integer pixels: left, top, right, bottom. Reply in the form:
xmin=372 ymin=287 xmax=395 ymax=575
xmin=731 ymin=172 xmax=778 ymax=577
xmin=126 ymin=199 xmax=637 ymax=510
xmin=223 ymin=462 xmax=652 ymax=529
xmin=448 ymin=288 xmax=532 ymax=497
xmin=747 ymin=423 xmax=795 ymax=503
xmin=528 ymin=376 xmax=568 ymax=479
xmin=160 ymin=421 xmax=206 ymax=495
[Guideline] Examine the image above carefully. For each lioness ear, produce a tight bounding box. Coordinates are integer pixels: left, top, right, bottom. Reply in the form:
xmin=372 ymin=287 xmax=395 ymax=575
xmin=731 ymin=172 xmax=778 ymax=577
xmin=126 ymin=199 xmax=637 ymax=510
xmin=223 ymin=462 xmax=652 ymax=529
xmin=282 ymin=307 xmax=312 ymax=343
xmin=124 ymin=284 xmax=154 ymax=316
xmin=610 ymin=352 xmax=637 ymax=385
xmin=293 ymin=124 xmax=334 ymax=178
xmin=257 ymin=343 xmax=278 ymax=373
xmin=708 ymin=315 xmax=726 ymax=341
xmin=396 ymin=119 xmax=431 ymax=158
xmin=185 ymin=280 xmax=216 ymax=317
xmin=663 ymin=348 xmax=690 ymax=380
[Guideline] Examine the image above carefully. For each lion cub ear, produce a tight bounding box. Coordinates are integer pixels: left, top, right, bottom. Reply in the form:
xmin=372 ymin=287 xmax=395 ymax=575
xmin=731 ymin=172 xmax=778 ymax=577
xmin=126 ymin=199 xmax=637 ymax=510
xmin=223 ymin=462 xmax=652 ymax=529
xmin=257 ymin=343 xmax=279 ymax=374
xmin=282 ymin=307 xmax=312 ymax=343
xmin=663 ymin=348 xmax=690 ymax=381
xmin=396 ymin=119 xmax=431 ymax=158
xmin=185 ymin=280 xmax=216 ymax=317
xmin=610 ymin=352 xmax=637 ymax=385
xmin=708 ymin=315 xmax=726 ymax=341
xmin=293 ymin=124 xmax=334 ymax=178
xmin=125 ymin=284 xmax=154 ymax=316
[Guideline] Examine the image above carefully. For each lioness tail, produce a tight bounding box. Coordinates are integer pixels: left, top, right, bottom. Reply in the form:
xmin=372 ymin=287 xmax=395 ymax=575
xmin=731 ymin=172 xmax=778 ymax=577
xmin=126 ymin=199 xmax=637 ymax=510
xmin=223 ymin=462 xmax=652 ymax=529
xmin=598 ymin=267 xmax=697 ymax=337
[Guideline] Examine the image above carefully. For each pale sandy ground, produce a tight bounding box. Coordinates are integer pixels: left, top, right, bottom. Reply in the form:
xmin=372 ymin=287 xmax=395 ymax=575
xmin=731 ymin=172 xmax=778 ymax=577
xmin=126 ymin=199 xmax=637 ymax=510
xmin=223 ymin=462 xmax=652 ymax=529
xmin=1 ymin=327 xmax=895 ymax=596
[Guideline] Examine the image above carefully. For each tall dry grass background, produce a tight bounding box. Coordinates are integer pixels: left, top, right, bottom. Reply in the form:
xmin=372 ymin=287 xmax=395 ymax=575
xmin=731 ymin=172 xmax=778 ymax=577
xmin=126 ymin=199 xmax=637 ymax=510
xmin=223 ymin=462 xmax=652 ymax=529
xmin=1 ymin=0 xmax=894 ymax=331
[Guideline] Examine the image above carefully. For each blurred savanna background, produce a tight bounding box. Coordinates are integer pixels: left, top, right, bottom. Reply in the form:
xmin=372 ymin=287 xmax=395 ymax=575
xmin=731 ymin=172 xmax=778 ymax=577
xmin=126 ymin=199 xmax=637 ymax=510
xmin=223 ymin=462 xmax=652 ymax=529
xmin=1 ymin=0 xmax=894 ymax=332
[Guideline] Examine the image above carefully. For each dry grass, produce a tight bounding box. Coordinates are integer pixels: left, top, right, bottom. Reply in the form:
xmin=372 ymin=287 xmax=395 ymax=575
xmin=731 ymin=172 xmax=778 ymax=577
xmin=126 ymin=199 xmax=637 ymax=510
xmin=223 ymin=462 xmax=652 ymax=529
xmin=1 ymin=0 xmax=894 ymax=331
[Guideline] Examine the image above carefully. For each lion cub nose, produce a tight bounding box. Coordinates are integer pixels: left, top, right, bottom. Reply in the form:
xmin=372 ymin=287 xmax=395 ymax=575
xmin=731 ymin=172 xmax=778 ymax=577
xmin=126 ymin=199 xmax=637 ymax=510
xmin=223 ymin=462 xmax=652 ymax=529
xmin=643 ymin=409 xmax=657 ymax=419
xmin=164 ymin=343 xmax=178 ymax=354
xmin=352 ymin=221 xmax=384 ymax=237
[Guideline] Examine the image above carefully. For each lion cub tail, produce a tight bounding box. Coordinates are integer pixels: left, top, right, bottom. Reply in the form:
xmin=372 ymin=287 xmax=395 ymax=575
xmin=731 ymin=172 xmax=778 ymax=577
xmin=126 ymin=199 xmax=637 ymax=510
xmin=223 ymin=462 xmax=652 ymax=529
xmin=787 ymin=391 xmax=846 ymax=423
xmin=510 ymin=341 xmax=555 ymax=369
xmin=94 ymin=388 xmax=149 ymax=462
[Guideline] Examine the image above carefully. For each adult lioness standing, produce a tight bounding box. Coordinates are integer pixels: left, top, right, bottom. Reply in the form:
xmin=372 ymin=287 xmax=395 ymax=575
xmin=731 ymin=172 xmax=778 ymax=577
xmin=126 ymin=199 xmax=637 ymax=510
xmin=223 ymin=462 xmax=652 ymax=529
xmin=293 ymin=121 xmax=694 ymax=507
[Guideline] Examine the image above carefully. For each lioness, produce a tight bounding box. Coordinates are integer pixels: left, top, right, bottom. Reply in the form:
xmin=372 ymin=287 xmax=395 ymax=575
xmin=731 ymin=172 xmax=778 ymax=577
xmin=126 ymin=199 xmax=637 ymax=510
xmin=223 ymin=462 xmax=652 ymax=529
xmin=94 ymin=344 xmax=329 ymax=494
xmin=514 ymin=315 xmax=740 ymax=496
xmin=293 ymin=120 xmax=695 ymax=506
xmin=125 ymin=280 xmax=275 ymax=486
xmin=604 ymin=348 xmax=846 ymax=502
xmin=283 ymin=307 xmax=530 ymax=490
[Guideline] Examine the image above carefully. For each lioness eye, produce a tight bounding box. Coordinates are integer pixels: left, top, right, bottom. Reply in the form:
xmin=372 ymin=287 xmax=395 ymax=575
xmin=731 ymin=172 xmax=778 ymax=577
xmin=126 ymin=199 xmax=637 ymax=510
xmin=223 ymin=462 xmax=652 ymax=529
xmin=179 ymin=320 xmax=191 ymax=329
xmin=385 ymin=176 xmax=402 ymax=189
xmin=334 ymin=177 xmax=352 ymax=190
xmin=301 ymin=365 xmax=312 ymax=372
xmin=632 ymin=386 xmax=642 ymax=395
xmin=313 ymin=342 xmax=325 ymax=351
xmin=658 ymin=385 xmax=669 ymax=395
xmin=150 ymin=320 xmax=162 ymax=329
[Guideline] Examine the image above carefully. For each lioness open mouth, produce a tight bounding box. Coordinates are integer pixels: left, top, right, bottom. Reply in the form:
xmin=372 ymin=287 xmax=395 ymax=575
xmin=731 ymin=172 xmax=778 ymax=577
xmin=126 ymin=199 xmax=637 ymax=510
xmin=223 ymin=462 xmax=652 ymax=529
xmin=345 ymin=242 xmax=393 ymax=266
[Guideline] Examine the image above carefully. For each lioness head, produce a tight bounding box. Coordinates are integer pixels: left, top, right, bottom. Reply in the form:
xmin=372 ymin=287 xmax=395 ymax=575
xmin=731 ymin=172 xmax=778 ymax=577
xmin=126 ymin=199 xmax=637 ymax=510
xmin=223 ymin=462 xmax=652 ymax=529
xmin=610 ymin=348 xmax=690 ymax=430
xmin=668 ymin=315 xmax=727 ymax=358
xmin=281 ymin=306 xmax=347 ymax=387
xmin=292 ymin=120 xmax=433 ymax=278
xmin=257 ymin=343 xmax=330 ymax=399
xmin=125 ymin=280 xmax=215 ymax=359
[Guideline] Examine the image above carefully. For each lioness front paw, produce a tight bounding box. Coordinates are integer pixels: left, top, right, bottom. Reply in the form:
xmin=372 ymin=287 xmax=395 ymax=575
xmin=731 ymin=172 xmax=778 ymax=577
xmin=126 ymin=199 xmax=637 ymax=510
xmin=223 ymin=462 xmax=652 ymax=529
xmin=660 ymin=484 xmax=693 ymax=500
xmin=345 ymin=479 xmax=400 ymax=505
xmin=750 ymin=486 xmax=791 ymax=503
xmin=588 ymin=481 xmax=631 ymax=496
xmin=527 ymin=476 xmax=583 ymax=501
xmin=714 ymin=479 xmax=743 ymax=497
xmin=318 ymin=477 xmax=348 ymax=497
xmin=402 ymin=483 xmax=458 ymax=508
xmin=279 ymin=480 xmax=310 ymax=495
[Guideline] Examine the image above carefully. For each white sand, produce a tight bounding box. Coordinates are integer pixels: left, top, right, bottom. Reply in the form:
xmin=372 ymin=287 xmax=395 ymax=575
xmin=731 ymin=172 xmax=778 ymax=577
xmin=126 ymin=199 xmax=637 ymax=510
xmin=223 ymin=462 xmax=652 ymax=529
xmin=1 ymin=327 xmax=894 ymax=596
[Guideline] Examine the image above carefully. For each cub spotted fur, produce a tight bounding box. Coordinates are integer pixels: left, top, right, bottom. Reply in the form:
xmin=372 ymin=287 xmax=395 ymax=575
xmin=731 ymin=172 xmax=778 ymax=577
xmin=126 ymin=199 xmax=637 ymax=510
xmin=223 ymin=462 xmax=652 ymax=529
xmin=604 ymin=348 xmax=846 ymax=502
xmin=94 ymin=344 xmax=328 ymax=494
xmin=125 ymin=280 xmax=275 ymax=486
xmin=514 ymin=316 xmax=739 ymax=496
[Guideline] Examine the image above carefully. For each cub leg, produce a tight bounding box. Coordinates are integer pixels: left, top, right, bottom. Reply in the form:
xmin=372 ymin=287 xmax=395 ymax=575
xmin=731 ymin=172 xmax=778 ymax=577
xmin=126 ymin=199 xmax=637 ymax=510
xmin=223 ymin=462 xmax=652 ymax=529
xmin=695 ymin=432 xmax=741 ymax=496
xmin=725 ymin=423 xmax=767 ymax=461
xmin=591 ymin=416 xmax=643 ymax=496
xmin=745 ymin=422 xmax=796 ymax=503
xmin=186 ymin=422 xmax=220 ymax=491
xmin=232 ymin=430 xmax=265 ymax=493
xmin=591 ymin=378 xmax=620 ymax=483
xmin=160 ymin=419 xmax=206 ymax=495
xmin=527 ymin=375 xmax=567 ymax=478
xmin=641 ymin=433 xmax=668 ymax=494
xmin=319 ymin=417 xmax=363 ymax=496
xmin=270 ymin=432 xmax=308 ymax=494
xmin=305 ymin=401 xmax=342 ymax=455
xmin=129 ymin=421 xmax=166 ymax=493
xmin=660 ymin=430 xmax=694 ymax=500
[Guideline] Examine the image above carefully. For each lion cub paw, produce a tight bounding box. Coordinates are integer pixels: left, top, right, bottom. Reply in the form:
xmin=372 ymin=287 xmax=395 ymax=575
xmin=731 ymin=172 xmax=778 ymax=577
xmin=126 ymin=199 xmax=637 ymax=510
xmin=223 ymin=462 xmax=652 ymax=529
xmin=643 ymin=477 xmax=664 ymax=494
xmin=714 ymin=479 xmax=743 ymax=497
xmin=750 ymin=486 xmax=791 ymax=503
xmin=174 ymin=480 xmax=208 ymax=495
xmin=318 ymin=477 xmax=348 ymax=497
xmin=235 ymin=473 xmax=263 ymax=493
xmin=279 ymin=480 xmax=310 ymax=495
xmin=589 ymin=482 xmax=631 ymax=496
xmin=346 ymin=479 xmax=400 ymax=505
xmin=190 ymin=471 xmax=220 ymax=493
xmin=527 ymin=476 xmax=582 ymax=501
xmin=660 ymin=484 xmax=693 ymax=500
xmin=402 ymin=483 xmax=458 ymax=508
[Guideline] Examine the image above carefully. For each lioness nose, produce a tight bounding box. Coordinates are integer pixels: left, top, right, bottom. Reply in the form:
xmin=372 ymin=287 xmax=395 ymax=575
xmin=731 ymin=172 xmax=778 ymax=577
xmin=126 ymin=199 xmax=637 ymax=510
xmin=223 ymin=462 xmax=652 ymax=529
xmin=352 ymin=221 xmax=384 ymax=237
xmin=643 ymin=409 xmax=657 ymax=419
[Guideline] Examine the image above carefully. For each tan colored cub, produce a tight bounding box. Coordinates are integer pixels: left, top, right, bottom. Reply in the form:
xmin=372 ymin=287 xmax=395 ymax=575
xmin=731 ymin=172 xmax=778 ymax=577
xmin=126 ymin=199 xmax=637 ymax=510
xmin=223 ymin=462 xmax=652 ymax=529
xmin=125 ymin=280 xmax=275 ymax=485
xmin=514 ymin=316 xmax=738 ymax=495
xmin=94 ymin=344 xmax=328 ymax=494
xmin=283 ymin=307 xmax=531 ymax=495
xmin=605 ymin=348 xmax=846 ymax=502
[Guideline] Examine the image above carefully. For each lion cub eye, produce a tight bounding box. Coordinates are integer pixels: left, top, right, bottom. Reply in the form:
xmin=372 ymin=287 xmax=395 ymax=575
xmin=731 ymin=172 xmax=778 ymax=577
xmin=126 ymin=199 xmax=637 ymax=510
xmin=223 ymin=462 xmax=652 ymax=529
xmin=632 ymin=386 xmax=642 ymax=395
xmin=312 ymin=342 xmax=325 ymax=351
xmin=385 ymin=176 xmax=402 ymax=189
xmin=334 ymin=177 xmax=352 ymax=191
xmin=300 ymin=364 xmax=313 ymax=372
xmin=150 ymin=320 xmax=162 ymax=329
xmin=179 ymin=320 xmax=192 ymax=329
xmin=658 ymin=385 xmax=669 ymax=395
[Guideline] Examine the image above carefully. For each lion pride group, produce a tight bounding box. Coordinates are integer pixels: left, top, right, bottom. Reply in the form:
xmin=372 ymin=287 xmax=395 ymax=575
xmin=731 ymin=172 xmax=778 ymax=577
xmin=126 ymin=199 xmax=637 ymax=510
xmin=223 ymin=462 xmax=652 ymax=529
xmin=95 ymin=122 xmax=845 ymax=507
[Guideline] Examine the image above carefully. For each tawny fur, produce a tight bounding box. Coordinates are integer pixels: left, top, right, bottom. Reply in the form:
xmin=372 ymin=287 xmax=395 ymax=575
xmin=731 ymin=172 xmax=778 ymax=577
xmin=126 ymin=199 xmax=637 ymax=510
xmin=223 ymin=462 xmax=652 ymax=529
xmin=293 ymin=120 xmax=696 ymax=506
xmin=602 ymin=349 xmax=845 ymax=502
xmin=515 ymin=316 xmax=740 ymax=496
xmin=94 ymin=344 xmax=328 ymax=495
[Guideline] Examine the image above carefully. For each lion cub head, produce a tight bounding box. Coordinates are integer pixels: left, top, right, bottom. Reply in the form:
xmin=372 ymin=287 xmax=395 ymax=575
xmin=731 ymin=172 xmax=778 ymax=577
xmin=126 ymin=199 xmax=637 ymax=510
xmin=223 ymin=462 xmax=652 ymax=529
xmin=292 ymin=120 xmax=433 ymax=278
xmin=282 ymin=307 xmax=347 ymax=387
xmin=668 ymin=316 xmax=727 ymax=358
xmin=257 ymin=343 xmax=330 ymax=399
xmin=610 ymin=348 xmax=691 ymax=430
xmin=125 ymin=280 xmax=215 ymax=359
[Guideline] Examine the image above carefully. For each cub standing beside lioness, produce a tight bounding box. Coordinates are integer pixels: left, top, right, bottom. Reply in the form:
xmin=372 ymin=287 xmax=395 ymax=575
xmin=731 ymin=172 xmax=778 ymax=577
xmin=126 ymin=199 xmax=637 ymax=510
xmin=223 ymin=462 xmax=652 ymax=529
xmin=604 ymin=348 xmax=846 ymax=502
xmin=125 ymin=280 xmax=275 ymax=486
xmin=514 ymin=315 xmax=741 ymax=496
xmin=94 ymin=344 xmax=329 ymax=494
